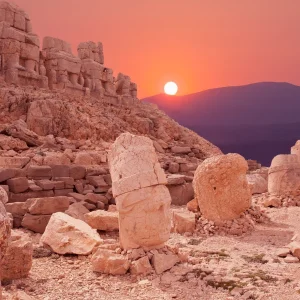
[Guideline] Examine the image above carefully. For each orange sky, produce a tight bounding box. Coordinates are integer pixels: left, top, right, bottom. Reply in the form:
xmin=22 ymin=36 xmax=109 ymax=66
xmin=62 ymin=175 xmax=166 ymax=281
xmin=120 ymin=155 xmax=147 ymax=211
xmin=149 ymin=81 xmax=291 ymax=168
xmin=12 ymin=0 xmax=300 ymax=98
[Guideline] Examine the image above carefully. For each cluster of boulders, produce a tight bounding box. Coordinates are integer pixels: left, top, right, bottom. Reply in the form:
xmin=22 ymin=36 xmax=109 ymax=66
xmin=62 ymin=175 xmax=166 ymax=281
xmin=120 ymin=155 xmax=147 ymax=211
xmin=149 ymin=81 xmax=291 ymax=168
xmin=276 ymin=241 xmax=300 ymax=263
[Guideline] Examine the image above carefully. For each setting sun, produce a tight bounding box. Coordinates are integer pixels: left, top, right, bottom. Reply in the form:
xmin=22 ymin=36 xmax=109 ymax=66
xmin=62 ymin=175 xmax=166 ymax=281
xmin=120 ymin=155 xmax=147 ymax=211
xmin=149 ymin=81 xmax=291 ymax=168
xmin=164 ymin=82 xmax=178 ymax=95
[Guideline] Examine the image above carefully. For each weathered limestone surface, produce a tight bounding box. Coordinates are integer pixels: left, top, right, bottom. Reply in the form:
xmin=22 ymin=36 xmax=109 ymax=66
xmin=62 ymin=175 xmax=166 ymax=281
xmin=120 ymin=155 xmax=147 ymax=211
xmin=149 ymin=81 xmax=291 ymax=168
xmin=268 ymin=154 xmax=300 ymax=195
xmin=1 ymin=231 xmax=33 ymax=280
xmin=246 ymin=174 xmax=267 ymax=194
xmin=193 ymin=154 xmax=251 ymax=222
xmin=41 ymin=212 xmax=102 ymax=255
xmin=91 ymin=249 xmax=130 ymax=275
xmin=108 ymin=133 xmax=172 ymax=250
xmin=84 ymin=210 xmax=119 ymax=231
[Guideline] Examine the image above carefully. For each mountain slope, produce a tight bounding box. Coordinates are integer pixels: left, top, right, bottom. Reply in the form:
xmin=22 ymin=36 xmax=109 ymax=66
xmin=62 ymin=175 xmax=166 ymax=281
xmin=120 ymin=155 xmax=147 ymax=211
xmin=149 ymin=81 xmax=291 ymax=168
xmin=143 ymin=82 xmax=300 ymax=165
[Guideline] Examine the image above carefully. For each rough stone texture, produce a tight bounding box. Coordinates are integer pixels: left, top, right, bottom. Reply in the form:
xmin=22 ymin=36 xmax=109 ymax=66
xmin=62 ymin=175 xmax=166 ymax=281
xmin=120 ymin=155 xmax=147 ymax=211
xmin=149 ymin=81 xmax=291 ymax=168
xmin=7 ymin=177 xmax=29 ymax=193
xmin=0 ymin=186 xmax=8 ymax=204
xmin=193 ymin=154 xmax=251 ymax=222
xmin=108 ymin=133 xmax=172 ymax=250
xmin=167 ymin=182 xmax=194 ymax=205
xmin=246 ymin=174 xmax=267 ymax=194
xmin=115 ymin=185 xmax=171 ymax=250
xmin=21 ymin=213 xmax=51 ymax=233
xmin=109 ymin=133 xmax=167 ymax=198
xmin=26 ymin=196 xmax=70 ymax=215
xmin=173 ymin=210 xmax=195 ymax=234
xmin=91 ymin=249 xmax=130 ymax=275
xmin=130 ymin=256 xmax=153 ymax=275
xmin=151 ymin=253 xmax=179 ymax=274
xmin=41 ymin=212 xmax=102 ymax=255
xmin=65 ymin=202 xmax=89 ymax=221
xmin=84 ymin=210 xmax=119 ymax=231
xmin=1 ymin=231 xmax=33 ymax=280
xmin=268 ymin=154 xmax=300 ymax=195
xmin=186 ymin=198 xmax=199 ymax=212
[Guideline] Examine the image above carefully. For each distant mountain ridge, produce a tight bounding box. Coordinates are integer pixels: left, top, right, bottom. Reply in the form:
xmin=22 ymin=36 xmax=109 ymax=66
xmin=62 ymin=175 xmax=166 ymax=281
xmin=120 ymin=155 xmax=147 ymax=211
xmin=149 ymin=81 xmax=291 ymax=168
xmin=143 ymin=82 xmax=300 ymax=166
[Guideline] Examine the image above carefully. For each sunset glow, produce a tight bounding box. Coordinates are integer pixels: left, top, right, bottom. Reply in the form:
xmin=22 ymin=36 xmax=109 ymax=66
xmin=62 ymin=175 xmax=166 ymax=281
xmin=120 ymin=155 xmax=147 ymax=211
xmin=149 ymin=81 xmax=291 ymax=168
xmin=164 ymin=82 xmax=178 ymax=95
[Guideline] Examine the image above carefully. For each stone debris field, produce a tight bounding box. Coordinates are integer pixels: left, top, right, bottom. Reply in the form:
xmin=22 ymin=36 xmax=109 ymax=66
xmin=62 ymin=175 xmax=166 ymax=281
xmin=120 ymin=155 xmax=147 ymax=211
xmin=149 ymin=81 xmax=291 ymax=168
xmin=1 ymin=1 xmax=300 ymax=300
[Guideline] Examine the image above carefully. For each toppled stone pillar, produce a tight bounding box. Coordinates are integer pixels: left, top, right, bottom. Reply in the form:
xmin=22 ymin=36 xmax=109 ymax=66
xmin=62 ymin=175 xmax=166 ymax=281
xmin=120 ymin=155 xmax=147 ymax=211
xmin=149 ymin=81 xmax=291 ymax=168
xmin=0 ymin=187 xmax=11 ymax=299
xmin=268 ymin=154 xmax=300 ymax=195
xmin=108 ymin=133 xmax=171 ymax=250
xmin=193 ymin=153 xmax=251 ymax=223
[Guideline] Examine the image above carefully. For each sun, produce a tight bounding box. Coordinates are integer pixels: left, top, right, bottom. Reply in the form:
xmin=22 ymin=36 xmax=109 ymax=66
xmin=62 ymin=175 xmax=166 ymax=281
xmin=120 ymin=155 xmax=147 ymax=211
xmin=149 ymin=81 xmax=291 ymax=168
xmin=164 ymin=81 xmax=178 ymax=95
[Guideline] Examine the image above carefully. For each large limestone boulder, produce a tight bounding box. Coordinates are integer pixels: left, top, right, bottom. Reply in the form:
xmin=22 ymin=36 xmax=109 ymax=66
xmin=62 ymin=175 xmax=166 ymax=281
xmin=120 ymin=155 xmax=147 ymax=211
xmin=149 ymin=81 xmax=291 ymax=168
xmin=193 ymin=153 xmax=251 ymax=222
xmin=268 ymin=154 xmax=300 ymax=195
xmin=1 ymin=231 xmax=33 ymax=281
xmin=246 ymin=174 xmax=267 ymax=194
xmin=41 ymin=212 xmax=102 ymax=255
xmin=108 ymin=133 xmax=171 ymax=250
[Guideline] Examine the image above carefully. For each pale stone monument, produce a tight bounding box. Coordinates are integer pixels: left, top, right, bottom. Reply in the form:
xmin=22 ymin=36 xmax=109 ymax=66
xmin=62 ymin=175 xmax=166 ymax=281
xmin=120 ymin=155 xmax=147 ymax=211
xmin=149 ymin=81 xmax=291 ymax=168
xmin=108 ymin=133 xmax=172 ymax=250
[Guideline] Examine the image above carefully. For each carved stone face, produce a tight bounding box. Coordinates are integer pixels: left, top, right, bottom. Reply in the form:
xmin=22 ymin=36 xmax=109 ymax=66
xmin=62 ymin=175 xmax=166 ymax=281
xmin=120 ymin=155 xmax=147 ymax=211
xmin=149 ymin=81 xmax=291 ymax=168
xmin=116 ymin=185 xmax=171 ymax=250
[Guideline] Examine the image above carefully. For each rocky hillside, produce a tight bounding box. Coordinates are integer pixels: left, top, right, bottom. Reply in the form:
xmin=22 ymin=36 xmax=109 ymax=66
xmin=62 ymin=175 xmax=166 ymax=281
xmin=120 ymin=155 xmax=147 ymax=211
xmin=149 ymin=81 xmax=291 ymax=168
xmin=0 ymin=79 xmax=221 ymax=163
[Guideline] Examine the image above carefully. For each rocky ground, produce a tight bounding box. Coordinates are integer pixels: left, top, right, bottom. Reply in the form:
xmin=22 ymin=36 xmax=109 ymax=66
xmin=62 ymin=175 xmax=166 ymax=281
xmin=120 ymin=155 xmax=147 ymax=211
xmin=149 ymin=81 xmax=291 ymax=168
xmin=3 ymin=203 xmax=300 ymax=300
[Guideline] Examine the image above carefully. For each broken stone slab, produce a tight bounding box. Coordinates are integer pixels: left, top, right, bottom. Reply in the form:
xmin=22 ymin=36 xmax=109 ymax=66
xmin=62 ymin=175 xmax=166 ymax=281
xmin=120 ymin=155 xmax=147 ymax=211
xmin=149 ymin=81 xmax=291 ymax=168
xmin=284 ymin=255 xmax=299 ymax=263
xmin=5 ymin=202 xmax=28 ymax=216
xmin=21 ymin=213 xmax=51 ymax=233
xmin=1 ymin=231 xmax=33 ymax=281
xmin=69 ymin=165 xmax=86 ymax=180
xmin=5 ymin=120 xmax=42 ymax=147
xmin=27 ymin=165 xmax=52 ymax=179
xmin=0 ymin=157 xmax=30 ymax=168
xmin=51 ymin=165 xmax=70 ymax=177
xmin=151 ymin=253 xmax=179 ymax=274
xmin=172 ymin=210 xmax=195 ymax=234
xmin=26 ymin=196 xmax=71 ymax=215
xmin=85 ymin=210 xmax=119 ymax=231
xmin=168 ymin=182 xmax=194 ymax=205
xmin=167 ymin=174 xmax=186 ymax=186
xmin=9 ymin=190 xmax=54 ymax=203
xmin=35 ymin=179 xmax=55 ymax=190
xmin=130 ymin=256 xmax=153 ymax=275
xmin=171 ymin=146 xmax=191 ymax=154
xmin=41 ymin=212 xmax=102 ymax=255
xmin=246 ymin=174 xmax=267 ymax=194
xmin=91 ymin=248 xmax=130 ymax=275
xmin=7 ymin=177 xmax=29 ymax=193
xmin=65 ymin=202 xmax=89 ymax=221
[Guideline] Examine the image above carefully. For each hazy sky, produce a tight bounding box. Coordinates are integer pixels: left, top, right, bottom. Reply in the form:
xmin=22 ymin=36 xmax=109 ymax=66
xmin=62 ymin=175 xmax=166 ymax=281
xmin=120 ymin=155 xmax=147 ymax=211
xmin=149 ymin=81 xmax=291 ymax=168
xmin=12 ymin=0 xmax=300 ymax=98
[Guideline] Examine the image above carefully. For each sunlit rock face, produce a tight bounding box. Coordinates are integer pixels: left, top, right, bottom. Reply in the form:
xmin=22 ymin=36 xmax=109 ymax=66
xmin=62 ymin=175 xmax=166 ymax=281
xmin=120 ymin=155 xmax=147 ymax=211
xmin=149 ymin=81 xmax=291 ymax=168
xmin=108 ymin=133 xmax=172 ymax=250
xmin=193 ymin=153 xmax=251 ymax=223
xmin=268 ymin=154 xmax=300 ymax=195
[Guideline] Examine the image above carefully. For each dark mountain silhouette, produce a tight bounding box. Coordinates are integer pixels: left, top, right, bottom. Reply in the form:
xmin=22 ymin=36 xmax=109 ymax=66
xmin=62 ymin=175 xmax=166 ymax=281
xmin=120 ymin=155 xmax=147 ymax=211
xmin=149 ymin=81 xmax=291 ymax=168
xmin=143 ymin=82 xmax=300 ymax=166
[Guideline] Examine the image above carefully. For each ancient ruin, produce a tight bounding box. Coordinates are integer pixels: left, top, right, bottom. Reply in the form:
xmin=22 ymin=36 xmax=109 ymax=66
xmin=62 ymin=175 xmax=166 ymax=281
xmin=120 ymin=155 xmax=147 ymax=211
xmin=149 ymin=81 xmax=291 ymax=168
xmin=268 ymin=154 xmax=300 ymax=195
xmin=0 ymin=1 xmax=138 ymax=106
xmin=193 ymin=153 xmax=251 ymax=223
xmin=108 ymin=133 xmax=172 ymax=250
